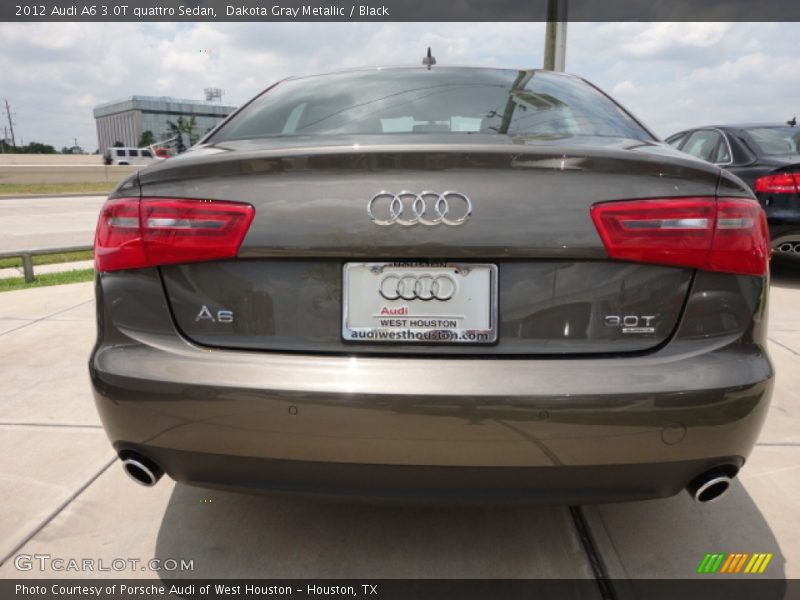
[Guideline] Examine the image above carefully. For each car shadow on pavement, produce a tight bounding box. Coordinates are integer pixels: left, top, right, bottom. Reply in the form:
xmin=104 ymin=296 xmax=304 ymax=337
xmin=589 ymin=477 xmax=787 ymax=598
xmin=152 ymin=483 xmax=592 ymax=580
xmin=152 ymin=477 xmax=785 ymax=589
xmin=771 ymin=256 xmax=800 ymax=289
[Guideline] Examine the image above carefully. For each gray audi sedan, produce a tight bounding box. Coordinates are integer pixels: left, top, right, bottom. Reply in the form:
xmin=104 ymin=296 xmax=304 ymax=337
xmin=90 ymin=66 xmax=773 ymax=504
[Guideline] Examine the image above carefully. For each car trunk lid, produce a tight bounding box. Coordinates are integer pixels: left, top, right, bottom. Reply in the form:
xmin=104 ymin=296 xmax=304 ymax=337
xmin=141 ymin=137 xmax=721 ymax=355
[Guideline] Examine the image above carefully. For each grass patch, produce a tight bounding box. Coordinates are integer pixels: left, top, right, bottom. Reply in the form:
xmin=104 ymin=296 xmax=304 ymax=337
xmin=0 ymin=182 xmax=114 ymax=196
xmin=0 ymin=268 xmax=95 ymax=292
xmin=0 ymin=250 xmax=94 ymax=269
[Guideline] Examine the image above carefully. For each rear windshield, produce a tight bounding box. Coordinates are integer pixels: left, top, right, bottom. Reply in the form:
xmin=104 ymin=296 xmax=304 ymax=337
xmin=744 ymin=127 xmax=800 ymax=155
xmin=208 ymin=68 xmax=651 ymax=142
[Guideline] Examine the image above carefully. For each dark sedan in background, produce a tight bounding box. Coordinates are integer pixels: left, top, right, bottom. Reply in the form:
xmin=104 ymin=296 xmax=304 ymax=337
xmin=91 ymin=66 xmax=773 ymax=505
xmin=666 ymin=123 xmax=800 ymax=255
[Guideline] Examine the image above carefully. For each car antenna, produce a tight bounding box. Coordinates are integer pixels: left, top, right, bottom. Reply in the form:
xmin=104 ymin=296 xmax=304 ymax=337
xmin=422 ymin=47 xmax=436 ymax=70
xmin=788 ymin=116 xmax=797 ymax=127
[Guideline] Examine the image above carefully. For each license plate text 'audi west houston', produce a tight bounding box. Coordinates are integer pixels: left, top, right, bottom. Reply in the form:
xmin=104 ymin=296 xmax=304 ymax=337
xmin=343 ymin=263 xmax=498 ymax=343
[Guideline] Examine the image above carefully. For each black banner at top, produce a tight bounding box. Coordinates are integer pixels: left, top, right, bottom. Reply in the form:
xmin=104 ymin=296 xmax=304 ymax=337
xmin=3 ymin=0 xmax=800 ymax=22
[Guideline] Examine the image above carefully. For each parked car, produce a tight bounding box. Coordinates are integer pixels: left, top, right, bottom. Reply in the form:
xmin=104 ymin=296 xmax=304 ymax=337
xmin=103 ymin=146 xmax=157 ymax=166
xmin=666 ymin=123 xmax=800 ymax=255
xmin=91 ymin=66 xmax=773 ymax=505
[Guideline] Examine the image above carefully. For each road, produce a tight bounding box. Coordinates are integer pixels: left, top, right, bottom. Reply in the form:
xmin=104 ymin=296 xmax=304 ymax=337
xmin=0 ymin=256 xmax=798 ymax=590
xmin=0 ymin=195 xmax=106 ymax=252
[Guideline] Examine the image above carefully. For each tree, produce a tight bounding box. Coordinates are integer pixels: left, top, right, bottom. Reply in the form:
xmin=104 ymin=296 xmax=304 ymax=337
xmin=183 ymin=117 xmax=199 ymax=146
xmin=138 ymin=130 xmax=155 ymax=147
xmin=19 ymin=141 xmax=56 ymax=154
xmin=166 ymin=120 xmax=185 ymax=154
xmin=113 ymin=140 xmax=124 ymax=147
xmin=166 ymin=116 xmax=198 ymax=154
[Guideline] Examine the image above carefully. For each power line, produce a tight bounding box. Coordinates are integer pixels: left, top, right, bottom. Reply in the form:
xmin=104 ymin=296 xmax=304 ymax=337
xmin=4 ymin=99 xmax=17 ymax=147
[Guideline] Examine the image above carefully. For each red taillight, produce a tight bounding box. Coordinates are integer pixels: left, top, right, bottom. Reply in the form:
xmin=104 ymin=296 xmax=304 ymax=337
xmin=94 ymin=198 xmax=148 ymax=272
xmin=590 ymin=197 xmax=769 ymax=276
xmin=754 ymin=172 xmax=800 ymax=194
xmin=94 ymin=197 xmax=255 ymax=272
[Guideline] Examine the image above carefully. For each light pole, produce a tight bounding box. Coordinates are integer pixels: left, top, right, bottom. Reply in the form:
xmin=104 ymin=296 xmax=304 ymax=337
xmin=543 ymin=0 xmax=568 ymax=72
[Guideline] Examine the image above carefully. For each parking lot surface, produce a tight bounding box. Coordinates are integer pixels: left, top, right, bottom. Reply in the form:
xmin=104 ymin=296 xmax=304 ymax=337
xmin=0 ymin=259 xmax=798 ymax=587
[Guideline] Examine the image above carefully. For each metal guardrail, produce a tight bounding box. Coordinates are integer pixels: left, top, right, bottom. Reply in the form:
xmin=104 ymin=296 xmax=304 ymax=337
xmin=0 ymin=245 xmax=93 ymax=283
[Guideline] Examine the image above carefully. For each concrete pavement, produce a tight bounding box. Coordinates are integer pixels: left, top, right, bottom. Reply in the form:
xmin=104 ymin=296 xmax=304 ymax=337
xmin=0 ymin=260 xmax=799 ymax=585
xmin=0 ymin=195 xmax=106 ymax=253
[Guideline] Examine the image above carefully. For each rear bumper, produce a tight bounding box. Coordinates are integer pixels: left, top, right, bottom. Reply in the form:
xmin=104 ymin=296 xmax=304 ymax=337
xmin=91 ymin=334 xmax=773 ymax=502
xmin=116 ymin=447 xmax=745 ymax=504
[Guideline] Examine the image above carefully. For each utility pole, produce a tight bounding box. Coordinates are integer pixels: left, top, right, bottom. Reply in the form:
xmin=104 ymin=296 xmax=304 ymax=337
xmin=543 ymin=0 xmax=568 ymax=72
xmin=3 ymin=99 xmax=17 ymax=148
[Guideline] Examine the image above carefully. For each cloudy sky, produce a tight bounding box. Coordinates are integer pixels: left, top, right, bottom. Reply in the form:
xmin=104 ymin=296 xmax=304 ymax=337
xmin=0 ymin=21 xmax=797 ymax=151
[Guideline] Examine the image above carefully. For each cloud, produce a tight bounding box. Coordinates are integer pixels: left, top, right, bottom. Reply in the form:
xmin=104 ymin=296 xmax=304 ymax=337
xmin=567 ymin=22 xmax=799 ymax=136
xmin=611 ymin=79 xmax=637 ymax=95
xmin=600 ymin=22 xmax=730 ymax=60
xmin=0 ymin=21 xmax=797 ymax=149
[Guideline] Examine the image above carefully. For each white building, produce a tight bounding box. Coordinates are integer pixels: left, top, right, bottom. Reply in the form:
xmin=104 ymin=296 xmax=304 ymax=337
xmin=93 ymin=95 xmax=237 ymax=151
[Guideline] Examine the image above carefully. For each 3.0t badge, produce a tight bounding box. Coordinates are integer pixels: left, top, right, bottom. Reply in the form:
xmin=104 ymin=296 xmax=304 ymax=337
xmin=604 ymin=314 xmax=656 ymax=334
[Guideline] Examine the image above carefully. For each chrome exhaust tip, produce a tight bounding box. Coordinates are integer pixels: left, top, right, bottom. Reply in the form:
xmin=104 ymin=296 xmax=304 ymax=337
xmin=793 ymin=243 xmax=800 ymax=254
xmin=777 ymin=242 xmax=794 ymax=253
xmin=687 ymin=468 xmax=734 ymax=504
xmin=121 ymin=454 xmax=163 ymax=487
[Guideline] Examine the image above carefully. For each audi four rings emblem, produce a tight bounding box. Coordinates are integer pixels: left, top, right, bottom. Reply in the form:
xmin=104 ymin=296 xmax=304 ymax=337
xmin=367 ymin=191 xmax=472 ymax=226
xmin=379 ymin=274 xmax=457 ymax=301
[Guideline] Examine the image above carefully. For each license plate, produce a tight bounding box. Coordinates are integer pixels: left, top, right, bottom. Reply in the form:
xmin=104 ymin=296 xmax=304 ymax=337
xmin=342 ymin=262 xmax=498 ymax=344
